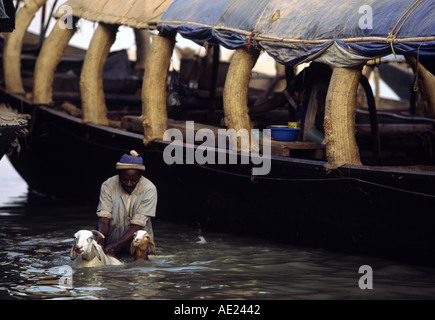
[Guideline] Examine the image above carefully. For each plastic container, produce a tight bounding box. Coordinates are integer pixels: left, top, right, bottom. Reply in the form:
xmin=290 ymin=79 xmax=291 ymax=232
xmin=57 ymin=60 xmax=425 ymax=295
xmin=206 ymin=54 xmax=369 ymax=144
xmin=269 ymin=126 xmax=301 ymax=141
xmin=287 ymin=122 xmax=301 ymax=129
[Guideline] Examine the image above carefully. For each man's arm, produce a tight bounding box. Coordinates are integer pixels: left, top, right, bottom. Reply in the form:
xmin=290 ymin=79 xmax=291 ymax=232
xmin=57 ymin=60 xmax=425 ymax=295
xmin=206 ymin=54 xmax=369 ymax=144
xmin=104 ymin=224 xmax=141 ymax=256
xmin=96 ymin=217 xmax=110 ymax=245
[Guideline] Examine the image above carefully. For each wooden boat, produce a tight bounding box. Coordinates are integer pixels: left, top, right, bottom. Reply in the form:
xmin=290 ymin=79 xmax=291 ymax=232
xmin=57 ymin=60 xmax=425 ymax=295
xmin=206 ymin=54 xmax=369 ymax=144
xmin=0 ymin=0 xmax=22 ymax=160
xmin=2 ymin=0 xmax=435 ymax=266
xmin=0 ymin=103 xmax=29 ymax=160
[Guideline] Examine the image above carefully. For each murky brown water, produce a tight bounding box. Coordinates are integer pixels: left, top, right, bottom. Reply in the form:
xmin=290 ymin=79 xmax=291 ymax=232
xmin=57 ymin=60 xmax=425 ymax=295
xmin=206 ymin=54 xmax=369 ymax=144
xmin=1 ymin=157 xmax=435 ymax=300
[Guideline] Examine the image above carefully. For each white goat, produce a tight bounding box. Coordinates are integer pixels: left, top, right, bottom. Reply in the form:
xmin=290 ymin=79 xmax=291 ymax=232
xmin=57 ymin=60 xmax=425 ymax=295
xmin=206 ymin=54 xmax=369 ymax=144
xmin=70 ymin=230 xmax=123 ymax=267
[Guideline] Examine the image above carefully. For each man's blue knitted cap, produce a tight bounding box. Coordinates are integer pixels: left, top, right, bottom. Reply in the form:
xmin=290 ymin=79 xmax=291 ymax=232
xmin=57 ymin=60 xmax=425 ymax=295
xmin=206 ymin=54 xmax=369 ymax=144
xmin=116 ymin=150 xmax=145 ymax=171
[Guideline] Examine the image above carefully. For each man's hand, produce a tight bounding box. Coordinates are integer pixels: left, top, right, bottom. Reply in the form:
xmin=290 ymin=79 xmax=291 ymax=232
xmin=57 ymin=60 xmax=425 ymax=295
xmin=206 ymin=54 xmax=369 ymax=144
xmin=103 ymin=224 xmax=141 ymax=256
xmin=104 ymin=243 xmax=119 ymax=256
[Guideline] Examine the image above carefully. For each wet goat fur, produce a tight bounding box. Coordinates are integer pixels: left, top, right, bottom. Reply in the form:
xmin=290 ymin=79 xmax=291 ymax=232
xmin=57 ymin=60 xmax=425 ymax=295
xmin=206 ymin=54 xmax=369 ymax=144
xmin=130 ymin=230 xmax=156 ymax=260
xmin=70 ymin=230 xmax=122 ymax=267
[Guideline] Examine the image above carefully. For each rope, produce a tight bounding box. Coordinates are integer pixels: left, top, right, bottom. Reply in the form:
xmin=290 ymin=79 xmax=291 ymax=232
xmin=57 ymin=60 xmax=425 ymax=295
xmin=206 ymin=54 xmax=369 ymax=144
xmin=158 ymin=20 xmax=435 ymax=44
xmin=413 ymin=42 xmax=425 ymax=92
xmin=387 ymin=0 xmax=425 ymax=58
xmin=193 ymin=162 xmax=435 ymax=199
xmin=247 ymin=32 xmax=254 ymax=50
xmin=256 ymin=174 xmax=435 ymax=199
xmin=247 ymin=32 xmax=259 ymax=50
xmin=213 ymin=0 xmax=238 ymax=27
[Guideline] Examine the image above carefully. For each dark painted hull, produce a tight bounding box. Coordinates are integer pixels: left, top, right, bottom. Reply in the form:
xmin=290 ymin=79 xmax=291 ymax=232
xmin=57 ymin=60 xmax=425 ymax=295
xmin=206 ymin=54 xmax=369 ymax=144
xmin=0 ymin=130 xmax=16 ymax=161
xmin=3 ymin=90 xmax=435 ymax=266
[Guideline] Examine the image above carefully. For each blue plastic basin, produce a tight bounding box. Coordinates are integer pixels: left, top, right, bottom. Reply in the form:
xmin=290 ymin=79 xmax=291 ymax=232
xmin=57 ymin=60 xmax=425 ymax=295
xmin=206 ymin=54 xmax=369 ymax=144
xmin=270 ymin=127 xmax=301 ymax=141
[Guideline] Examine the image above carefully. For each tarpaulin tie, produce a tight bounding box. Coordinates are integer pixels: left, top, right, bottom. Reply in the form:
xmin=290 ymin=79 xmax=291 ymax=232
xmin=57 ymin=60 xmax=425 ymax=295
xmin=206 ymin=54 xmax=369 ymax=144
xmin=247 ymin=32 xmax=259 ymax=50
xmin=387 ymin=0 xmax=424 ymax=58
xmin=413 ymin=42 xmax=424 ymax=92
xmin=247 ymin=32 xmax=255 ymax=50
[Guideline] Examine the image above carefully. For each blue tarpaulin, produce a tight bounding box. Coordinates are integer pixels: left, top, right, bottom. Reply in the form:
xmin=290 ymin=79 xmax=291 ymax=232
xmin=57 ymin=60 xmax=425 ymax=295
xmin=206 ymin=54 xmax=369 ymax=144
xmin=157 ymin=0 xmax=435 ymax=67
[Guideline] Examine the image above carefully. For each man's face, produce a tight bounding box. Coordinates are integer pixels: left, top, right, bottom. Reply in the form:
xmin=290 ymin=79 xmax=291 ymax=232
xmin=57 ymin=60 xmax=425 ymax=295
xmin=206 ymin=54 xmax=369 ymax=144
xmin=119 ymin=169 xmax=142 ymax=194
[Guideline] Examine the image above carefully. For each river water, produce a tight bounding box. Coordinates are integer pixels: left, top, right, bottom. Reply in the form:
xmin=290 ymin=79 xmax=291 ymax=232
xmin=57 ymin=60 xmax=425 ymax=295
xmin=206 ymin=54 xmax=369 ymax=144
xmin=1 ymin=156 xmax=435 ymax=301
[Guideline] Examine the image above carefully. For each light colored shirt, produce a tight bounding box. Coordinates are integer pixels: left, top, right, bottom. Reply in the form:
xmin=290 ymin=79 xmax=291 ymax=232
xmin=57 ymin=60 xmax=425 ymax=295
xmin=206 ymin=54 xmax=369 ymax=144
xmin=96 ymin=175 xmax=157 ymax=245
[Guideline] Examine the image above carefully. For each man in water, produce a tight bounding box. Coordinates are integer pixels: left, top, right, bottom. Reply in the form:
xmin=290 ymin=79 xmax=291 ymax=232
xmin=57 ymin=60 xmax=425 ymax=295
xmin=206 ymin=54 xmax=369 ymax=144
xmin=95 ymin=150 xmax=157 ymax=256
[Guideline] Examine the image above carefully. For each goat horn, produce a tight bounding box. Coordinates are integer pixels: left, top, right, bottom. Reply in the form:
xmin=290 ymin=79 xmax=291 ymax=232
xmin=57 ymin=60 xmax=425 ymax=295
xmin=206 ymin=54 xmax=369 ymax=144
xmin=91 ymin=229 xmax=105 ymax=239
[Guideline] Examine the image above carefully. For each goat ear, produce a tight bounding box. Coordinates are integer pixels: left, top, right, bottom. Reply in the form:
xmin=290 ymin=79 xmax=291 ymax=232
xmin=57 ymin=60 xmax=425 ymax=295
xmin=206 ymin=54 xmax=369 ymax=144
xmin=130 ymin=240 xmax=136 ymax=255
xmin=92 ymin=241 xmax=102 ymax=261
xmin=148 ymin=239 xmax=156 ymax=255
xmin=70 ymin=244 xmax=77 ymax=260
